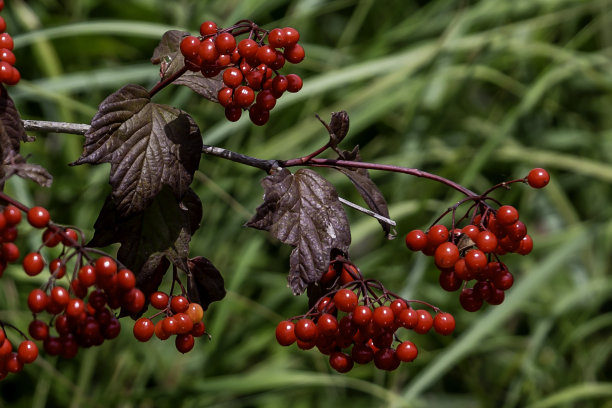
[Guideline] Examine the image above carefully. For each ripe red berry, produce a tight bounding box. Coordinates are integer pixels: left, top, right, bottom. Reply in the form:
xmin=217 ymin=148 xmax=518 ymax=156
xmin=434 ymin=242 xmax=460 ymax=269
xmin=317 ymin=313 xmax=339 ymax=337
xmin=95 ymin=256 xmax=117 ymax=277
xmin=248 ymin=104 xmax=270 ymax=126
xmin=222 ymin=67 xmax=243 ymax=88
xmin=42 ymin=228 xmax=62 ymax=247
xmin=439 ymin=270 xmax=462 ymax=291
xmin=175 ymin=333 xmax=195 ymax=353
xmin=199 ymin=21 xmax=218 ymax=36
xmin=286 ymin=74 xmax=303 ymax=93
xmin=215 ymin=33 xmax=236 ymax=54
xmin=27 ymin=288 xmax=48 ymax=313
xmin=374 ymin=348 xmax=400 ymax=371
xmin=398 ymin=308 xmax=418 ymax=329
xmin=237 ymin=38 xmax=258 ymax=58
xmin=414 ymin=309 xmax=434 ymax=334
xmin=275 ymin=320 xmax=296 ymax=346
xmin=283 ymin=44 xmax=305 ymax=64
xmin=329 ymin=351 xmax=354 ymax=373
xmin=372 ymin=306 xmax=395 ymax=329
xmin=180 ymin=36 xmax=200 ymax=59
xmin=527 ymin=168 xmax=550 ymax=189
xmin=234 ymin=85 xmax=255 ymax=108
xmin=62 ymin=228 xmax=79 ymax=246
xmin=459 ymin=288 xmax=483 ymax=312
xmin=333 ymin=289 xmax=358 ymax=312
xmin=475 ymin=230 xmax=498 ymax=253
xmin=427 ymin=224 xmax=449 ymax=247
xmin=186 ymin=303 xmax=204 ymax=323
xmin=256 ymin=45 xmax=277 ymax=65
xmin=23 ymin=252 xmax=45 ymax=276
xmin=28 ymin=319 xmax=49 ymax=341
xmin=395 ymin=341 xmax=418 ymax=362
xmin=170 ymin=295 xmax=189 ymax=313
xmin=351 ymin=343 xmax=374 ymax=364
xmin=0 ymin=33 xmax=13 ymax=50
xmin=405 ymin=229 xmax=428 ymax=251
xmin=3 ymin=205 xmax=21 ymax=225
xmin=49 ymin=258 xmax=66 ymax=278
xmin=217 ymin=87 xmax=233 ymax=107
xmin=518 ymin=234 xmax=533 ymax=255
xmin=267 ymin=28 xmax=286 ymax=48
xmin=433 ymin=312 xmax=455 ymax=335
xmin=282 ymin=27 xmax=300 ymax=45
xmin=464 ymin=249 xmax=487 ymax=272
xmin=224 ymin=105 xmax=242 ymax=122
xmin=352 ymin=305 xmax=373 ymax=326
xmin=78 ymin=265 xmax=97 ymax=287
xmin=27 ymin=206 xmax=50 ymax=228
xmin=0 ymin=48 xmax=14 ymax=65
xmin=18 ymin=340 xmax=39 ymax=363
xmin=117 ymin=269 xmax=136 ymax=291
xmin=295 ymin=318 xmax=318 ymax=342
xmin=506 ymin=220 xmax=527 ymax=242
xmin=51 ymin=286 xmax=70 ymax=308
xmin=150 ymin=291 xmax=169 ymax=310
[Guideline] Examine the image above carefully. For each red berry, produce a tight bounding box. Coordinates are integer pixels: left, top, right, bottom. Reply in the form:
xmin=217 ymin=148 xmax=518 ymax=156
xmin=175 ymin=312 xmax=194 ymax=334
xmin=215 ymin=33 xmax=236 ymax=54
xmin=180 ymin=36 xmax=200 ymax=59
xmin=434 ymin=242 xmax=460 ymax=269
xmin=433 ymin=312 xmax=455 ymax=335
xmin=352 ymin=305 xmax=372 ymax=326
xmin=248 ymin=104 xmax=270 ymax=126
xmin=78 ymin=265 xmax=97 ymax=287
xmin=461 ymin=224 xmax=480 ymax=240
xmin=275 ymin=320 xmax=296 ymax=346
xmin=351 ymin=343 xmax=374 ymax=364
xmin=3 ymin=205 xmax=21 ymax=225
xmin=414 ymin=309 xmax=433 ymax=334
xmin=6 ymin=352 xmax=23 ymax=373
xmin=329 ymin=351 xmax=354 ymax=373
xmin=62 ymin=228 xmax=79 ymax=246
xmin=28 ymin=319 xmax=49 ymax=340
xmin=459 ymin=288 xmax=483 ymax=312
xmin=267 ymin=28 xmax=286 ymax=48
xmin=199 ymin=21 xmax=218 ymax=36
xmin=49 ymin=258 xmax=66 ymax=278
xmin=117 ymin=269 xmax=136 ymax=291
xmin=42 ymin=228 xmax=62 ymax=247
xmin=95 ymin=256 xmax=117 ymax=277
xmin=23 ymin=252 xmax=45 ymax=276
xmin=405 ymin=229 xmax=428 ymax=251
xmin=225 ymin=105 xmax=242 ymax=122
xmin=222 ymin=67 xmax=243 ymax=88
xmin=333 ymin=289 xmax=358 ymax=312
xmin=283 ymin=44 xmax=305 ymax=64
xmin=294 ymin=318 xmax=318 ymax=342
xmin=51 ymin=286 xmax=70 ymax=308
xmin=372 ymin=306 xmax=395 ymax=329
xmin=245 ymin=70 xmax=264 ymax=90
xmin=527 ymin=168 xmax=550 ymax=188
xmin=518 ymin=234 xmax=533 ymax=255
xmin=27 ymin=206 xmax=50 ymax=228
xmin=395 ymin=341 xmax=418 ymax=362
xmin=237 ymin=38 xmax=258 ymax=58
xmin=1 ymin=242 xmax=19 ymax=262
xmin=217 ymin=87 xmax=233 ymax=107
xmin=317 ymin=313 xmax=339 ymax=337
xmin=464 ymin=249 xmax=487 ymax=273
xmin=234 ymin=85 xmax=255 ymax=108
xmin=27 ymin=288 xmax=48 ymax=313
xmin=282 ymin=27 xmax=300 ymax=46
xmin=66 ymin=298 xmax=85 ymax=318
xmin=0 ymin=33 xmax=13 ymax=50
xmin=170 ymin=295 xmax=189 ymax=313
xmin=374 ymin=348 xmax=400 ymax=371
xmin=390 ymin=298 xmax=408 ymax=316
xmin=150 ymin=291 xmax=169 ymax=310
xmin=398 ymin=308 xmax=418 ymax=329
xmin=427 ymin=224 xmax=449 ymax=247
xmin=475 ymin=230 xmax=498 ymax=253
xmin=255 ymin=89 xmax=276 ymax=110
xmin=439 ymin=270 xmax=462 ymax=291
xmin=175 ymin=333 xmax=195 ymax=353
xmin=198 ymin=39 xmax=219 ymax=64
xmin=162 ymin=316 xmax=179 ymax=335
xmin=493 ymin=270 xmax=514 ymax=291
xmin=496 ymin=205 xmax=519 ymax=225
xmin=123 ymin=288 xmax=145 ymax=313
xmin=186 ymin=303 xmax=204 ymax=323
xmin=286 ymin=74 xmax=303 ymax=92
xmin=256 ymin=45 xmax=277 ymax=65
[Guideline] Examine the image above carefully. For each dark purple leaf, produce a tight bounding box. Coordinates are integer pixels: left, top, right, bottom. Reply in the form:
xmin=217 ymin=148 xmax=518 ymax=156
xmin=246 ymin=168 xmax=351 ymax=295
xmin=187 ymin=256 xmax=226 ymax=310
xmin=72 ymin=84 xmax=202 ymax=216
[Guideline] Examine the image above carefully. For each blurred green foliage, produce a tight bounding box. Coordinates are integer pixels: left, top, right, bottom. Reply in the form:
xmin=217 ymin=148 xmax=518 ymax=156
xmin=1 ymin=0 xmax=612 ymax=406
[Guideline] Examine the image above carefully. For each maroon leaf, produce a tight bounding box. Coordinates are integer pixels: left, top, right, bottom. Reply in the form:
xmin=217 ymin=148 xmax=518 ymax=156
xmin=151 ymin=30 xmax=223 ymax=101
xmin=334 ymin=147 xmax=395 ymax=239
xmin=246 ymin=168 xmax=351 ymax=295
xmin=72 ymin=84 xmax=202 ymax=216
xmin=187 ymin=256 xmax=226 ymax=310
xmin=0 ymin=86 xmax=51 ymax=186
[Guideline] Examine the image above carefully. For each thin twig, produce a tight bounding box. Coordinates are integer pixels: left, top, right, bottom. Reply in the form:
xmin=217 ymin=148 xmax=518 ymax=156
xmin=201 ymin=144 xmax=279 ymax=172
xmin=22 ymin=120 xmax=90 ymax=135
xmin=338 ymin=197 xmax=396 ymax=227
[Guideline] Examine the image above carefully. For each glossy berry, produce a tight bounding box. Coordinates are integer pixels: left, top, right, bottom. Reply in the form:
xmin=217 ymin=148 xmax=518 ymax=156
xmin=295 ymin=318 xmax=318 ymax=342
xmin=27 ymin=206 xmax=50 ymax=228
xmin=282 ymin=27 xmax=300 ymax=45
xmin=372 ymin=306 xmax=395 ymax=329
xmin=3 ymin=205 xmax=21 ymax=225
xmin=527 ymin=168 xmax=550 ymax=189
xmin=1 ymin=242 xmax=19 ymax=262
xmin=405 ymin=229 xmax=428 ymax=251
xmin=180 ymin=36 xmax=200 ymax=59
xmin=427 ymin=224 xmax=449 ymax=247
xmin=275 ymin=320 xmax=296 ymax=346
xmin=433 ymin=312 xmax=455 ymax=335
xmin=28 ymin=319 xmax=49 ymax=341
xmin=49 ymin=258 xmax=66 ymax=278
xmin=223 ymin=67 xmax=243 ymax=88
xmin=434 ymin=242 xmax=460 ymax=269
xmin=333 ymin=289 xmax=358 ymax=312
xmin=256 ymin=45 xmax=277 ymax=65
xmin=170 ymin=295 xmax=189 ymax=313
xmin=27 ymin=288 xmax=48 ymax=313
xmin=237 ymin=38 xmax=258 ymax=58
xmin=284 ymin=43 xmax=305 ymax=63
xmin=62 ymin=228 xmax=79 ymax=246
xmin=42 ymin=228 xmax=62 ymax=247
xmin=215 ymin=33 xmax=236 ymax=54
xmin=248 ymin=104 xmax=270 ymax=126
xmin=395 ymin=341 xmax=418 ymax=362
xmin=186 ymin=303 xmax=204 ymax=323
xmin=398 ymin=308 xmax=418 ymax=329
xmin=198 ymin=39 xmax=219 ymax=63
xmin=175 ymin=333 xmax=195 ymax=353
xmin=459 ymin=288 xmax=483 ymax=312
xmin=374 ymin=348 xmax=400 ymax=371
xmin=199 ymin=21 xmax=218 ymax=36
xmin=225 ymin=105 xmax=242 ymax=122
xmin=0 ymin=33 xmax=13 ymax=50
xmin=496 ymin=205 xmax=519 ymax=225
xmin=286 ymin=74 xmax=303 ymax=92
xmin=95 ymin=256 xmax=117 ymax=277
xmin=17 ymin=340 xmax=38 ymax=364
xmin=329 ymin=351 xmax=353 ymax=373
xmin=414 ymin=309 xmax=434 ymax=334
xmin=23 ymin=252 xmax=45 ymax=276
xmin=117 ymin=269 xmax=136 ymax=290
xmin=150 ymin=291 xmax=169 ymax=310
xmin=317 ymin=313 xmax=339 ymax=336
xmin=475 ymin=230 xmax=498 ymax=253
xmin=234 ymin=85 xmax=255 ymax=108
xmin=78 ymin=265 xmax=97 ymax=287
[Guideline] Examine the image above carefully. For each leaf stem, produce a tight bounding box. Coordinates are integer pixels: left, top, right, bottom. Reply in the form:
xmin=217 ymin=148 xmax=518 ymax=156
xmin=149 ymin=64 xmax=189 ymax=97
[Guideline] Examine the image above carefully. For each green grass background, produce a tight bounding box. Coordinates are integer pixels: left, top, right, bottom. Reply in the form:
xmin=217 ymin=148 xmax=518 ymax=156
xmin=1 ymin=0 xmax=612 ymax=406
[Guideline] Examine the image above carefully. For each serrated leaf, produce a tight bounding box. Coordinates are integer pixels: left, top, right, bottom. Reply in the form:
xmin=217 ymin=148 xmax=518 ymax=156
xmin=246 ymin=168 xmax=351 ymax=295
xmin=72 ymin=84 xmax=202 ymax=216
xmin=187 ymin=256 xmax=226 ymax=310
xmin=174 ymin=71 xmax=223 ymax=103
xmin=334 ymin=147 xmax=395 ymax=239
xmin=7 ymin=159 xmax=53 ymax=187
xmin=89 ymin=186 xmax=201 ymax=274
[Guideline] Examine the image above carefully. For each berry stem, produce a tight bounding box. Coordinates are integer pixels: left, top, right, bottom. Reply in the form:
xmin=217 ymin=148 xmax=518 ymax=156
xmin=149 ymin=65 xmax=189 ymax=98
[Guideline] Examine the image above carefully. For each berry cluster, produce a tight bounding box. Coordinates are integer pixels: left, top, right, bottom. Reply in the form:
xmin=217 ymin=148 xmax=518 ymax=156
xmin=180 ymin=20 xmax=304 ymax=125
xmin=0 ymin=1 xmax=20 ymax=88
xmin=276 ymin=260 xmax=455 ymax=373
xmin=405 ymin=168 xmax=550 ymax=312
xmin=0 ymin=326 xmax=37 ymax=380
xmin=132 ymin=292 xmax=207 ymax=353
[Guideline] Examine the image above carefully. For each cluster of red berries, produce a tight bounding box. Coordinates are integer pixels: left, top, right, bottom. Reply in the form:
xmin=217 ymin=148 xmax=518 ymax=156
xmin=0 ymin=1 xmax=20 ymax=88
xmin=276 ymin=261 xmax=455 ymax=373
xmin=405 ymin=168 xmax=550 ymax=312
xmin=132 ymin=292 xmax=206 ymax=353
xmin=180 ymin=20 xmax=304 ymax=125
xmin=0 ymin=327 xmax=37 ymax=380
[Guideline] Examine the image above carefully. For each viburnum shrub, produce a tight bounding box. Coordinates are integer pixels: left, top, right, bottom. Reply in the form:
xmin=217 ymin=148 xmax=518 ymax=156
xmin=0 ymin=8 xmax=551 ymax=379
